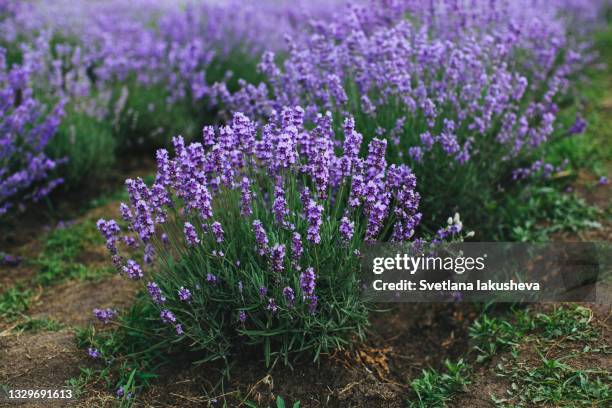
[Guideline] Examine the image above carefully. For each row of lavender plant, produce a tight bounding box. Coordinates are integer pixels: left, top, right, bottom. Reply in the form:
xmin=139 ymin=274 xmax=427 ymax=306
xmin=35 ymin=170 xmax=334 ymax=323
xmin=0 ymin=46 xmax=64 ymax=216
xmin=216 ymin=0 xmax=603 ymax=236
xmin=0 ymin=0 xmax=355 ymax=216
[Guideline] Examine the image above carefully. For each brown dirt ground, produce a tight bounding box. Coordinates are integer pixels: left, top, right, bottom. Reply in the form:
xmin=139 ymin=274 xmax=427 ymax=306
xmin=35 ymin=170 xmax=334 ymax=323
xmin=0 ymin=330 xmax=86 ymax=407
xmin=129 ymin=304 xmax=476 ymax=407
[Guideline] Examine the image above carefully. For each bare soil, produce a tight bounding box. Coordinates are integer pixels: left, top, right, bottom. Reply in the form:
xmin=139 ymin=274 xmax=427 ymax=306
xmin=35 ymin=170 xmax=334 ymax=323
xmin=135 ymin=304 xmax=476 ymax=407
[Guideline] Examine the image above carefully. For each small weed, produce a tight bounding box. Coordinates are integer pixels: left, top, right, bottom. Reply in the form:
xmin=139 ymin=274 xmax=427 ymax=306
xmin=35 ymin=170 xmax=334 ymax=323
xmin=507 ymin=187 xmax=602 ymax=241
xmin=0 ymin=286 xmax=32 ymax=322
xmin=14 ymin=317 xmax=64 ymax=333
xmin=408 ymin=359 xmax=470 ymax=408
xmin=274 ymin=396 xmax=301 ymax=408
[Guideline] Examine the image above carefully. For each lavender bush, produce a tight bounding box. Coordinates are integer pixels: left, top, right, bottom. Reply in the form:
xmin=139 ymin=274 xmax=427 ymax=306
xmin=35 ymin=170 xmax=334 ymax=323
xmin=98 ymin=107 xmax=423 ymax=364
xmin=0 ymin=47 xmax=64 ymax=216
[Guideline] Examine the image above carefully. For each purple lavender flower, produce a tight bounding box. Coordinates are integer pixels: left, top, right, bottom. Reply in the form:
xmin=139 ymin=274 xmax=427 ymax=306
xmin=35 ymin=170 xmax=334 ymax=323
xmin=93 ymin=308 xmax=116 ymax=324
xmin=259 ymin=286 xmax=268 ymax=298
xmin=283 ymin=286 xmax=295 ymax=308
xmin=88 ymin=347 xmax=101 ymax=359
xmin=123 ymin=259 xmax=143 ymax=280
xmin=119 ymin=203 xmax=133 ymax=225
xmin=123 ymin=235 xmax=139 ymax=248
xmin=339 ymin=216 xmax=354 ymax=242
xmin=211 ymin=221 xmax=224 ymax=243
xmin=147 ymin=282 xmax=166 ymax=304
xmin=97 ymin=219 xmax=120 ymax=254
xmin=178 ymin=287 xmax=191 ymax=302
xmin=300 ymin=267 xmax=316 ymax=298
xmin=240 ymin=177 xmax=253 ymax=216
xmin=598 ymin=176 xmax=609 ymax=186
xmin=270 ymin=244 xmax=286 ymax=273
xmin=409 ymin=146 xmax=423 ymax=162
xmin=266 ymin=298 xmax=278 ymax=314
xmin=160 ymin=309 xmax=176 ymax=324
xmin=273 ymin=183 xmax=289 ymax=226
xmin=252 ymin=220 xmax=269 ymax=255
xmin=175 ymin=324 xmax=184 ymax=335
xmin=133 ymin=199 xmax=155 ymax=243
xmin=2 ymin=254 xmax=22 ymax=266
xmin=308 ymin=295 xmax=318 ymax=314
xmin=568 ymin=116 xmax=587 ymax=135
xmin=291 ymin=232 xmax=303 ymax=265
xmin=238 ymin=310 xmax=247 ymax=323
xmin=184 ymin=222 xmax=200 ymax=246
xmin=144 ymin=243 xmax=155 ymax=265
xmin=305 ymin=199 xmax=323 ymax=244
xmin=206 ymin=273 xmax=218 ymax=284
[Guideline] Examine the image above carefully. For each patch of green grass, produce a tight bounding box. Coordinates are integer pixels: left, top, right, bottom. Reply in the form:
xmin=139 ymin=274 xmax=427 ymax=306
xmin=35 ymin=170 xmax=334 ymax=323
xmin=14 ymin=317 xmax=64 ymax=333
xmin=469 ymin=306 xmax=596 ymax=362
xmin=112 ymin=81 xmax=201 ymax=153
xmin=87 ymin=187 xmax=130 ymax=210
xmin=507 ymin=187 xmax=603 ymax=241
xmin=494 ymin=354 xmax=611 ymax=407
xmin=34 ymin=219 xmax=111 ymax=285
xmin=468 ymin=306 xmax=608 ymax=407
xmin=0 ymin=286 xmax=32 ymax=322
xmin=408 ymin=359 xmax=470 ymax=408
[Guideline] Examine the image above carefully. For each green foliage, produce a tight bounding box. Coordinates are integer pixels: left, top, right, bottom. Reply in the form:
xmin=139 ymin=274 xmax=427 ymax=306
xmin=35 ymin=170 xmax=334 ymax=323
xmin=0 ymin=286 xmax=32 ymax=321
xmin=111 ymin=81 xmax=201 ymax=153
xmin=475 ymin=306 xmax=610 ymax=407
xmin=14 ymin=317 xmax=64 ymax=333
xmin=408 ymin=359 xmax=470 ymax=408
xmin=47 ymin=106 xmax=116 ymax=188
xmin=74 ymin=296 xmax=174 ymax=406
xmin=505 ymin=187 xmax=602 ymax=241
xmin=497 ymin=355 xmax=611 ymax=407
xmin=274 ymin=395 xmax=301 ymax=408
xmin=469 ymin=305 xmax=598 ymax=362
xmin=208 ymin=51 xmax=265 ymax=92
xmin=34 ymin=219 xmax=111 ymax=285
xmin=151 ymin=181 xmax=369 ymax=368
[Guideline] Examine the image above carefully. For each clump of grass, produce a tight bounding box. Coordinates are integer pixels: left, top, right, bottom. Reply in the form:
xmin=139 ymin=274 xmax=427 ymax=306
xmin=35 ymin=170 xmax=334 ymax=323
xmin=495 ymin=354 xmax=611 ymax=406
xmin=0 ymin=286 xmax=32 ymax=322
xmin=506 ymin=187 xmax=602 ymax=241
xmin=408 ymin=359 xmax=470 ymax=408
xmin=34 ymin=219 xmax=111 ymax=285
xmin=14 ymin=317 xmax=64 ymax=333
